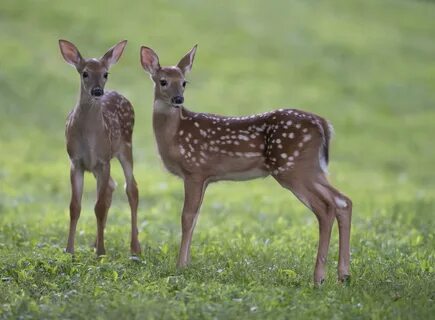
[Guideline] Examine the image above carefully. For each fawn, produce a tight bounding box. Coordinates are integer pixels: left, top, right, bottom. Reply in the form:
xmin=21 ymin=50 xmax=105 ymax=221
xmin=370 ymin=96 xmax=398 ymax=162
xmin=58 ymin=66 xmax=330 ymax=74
xmin=140 ymin=45 xmax=352 ymax=284
xmin=59 ymin=40 xmax=141 ymax=256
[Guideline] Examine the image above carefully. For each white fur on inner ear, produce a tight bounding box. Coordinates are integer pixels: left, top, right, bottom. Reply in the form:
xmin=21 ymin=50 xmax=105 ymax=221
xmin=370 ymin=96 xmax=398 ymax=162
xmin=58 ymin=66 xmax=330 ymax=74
xmin=177 ymin=45 xmax=197 ymax=74
xmin=102 ymin=40 xmax=127 ymax=66
xmin=141 ymin=46 xmax=160 ymax=75
xmin=59 ymin=40 xmax=83 ymax=67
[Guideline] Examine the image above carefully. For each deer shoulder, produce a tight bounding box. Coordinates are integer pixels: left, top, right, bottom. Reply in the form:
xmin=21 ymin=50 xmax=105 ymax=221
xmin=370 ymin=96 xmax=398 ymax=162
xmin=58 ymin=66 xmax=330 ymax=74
xmin=101 ymin=91 xmax=135 ymax=146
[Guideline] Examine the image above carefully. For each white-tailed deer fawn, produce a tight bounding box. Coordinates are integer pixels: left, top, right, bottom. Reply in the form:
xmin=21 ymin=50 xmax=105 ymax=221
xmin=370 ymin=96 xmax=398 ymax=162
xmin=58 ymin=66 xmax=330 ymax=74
xmin=140 ymin=45 xmax=352 ymax=284
xmin=59 ymin=40 xmax=141 ymax=256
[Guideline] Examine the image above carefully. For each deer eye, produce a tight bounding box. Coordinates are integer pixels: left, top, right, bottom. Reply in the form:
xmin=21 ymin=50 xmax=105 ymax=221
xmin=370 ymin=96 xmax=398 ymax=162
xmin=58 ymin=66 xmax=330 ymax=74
xmin=82 ymin=72 xmax=88 ymax=78
xmin=160 ymin=79 xmax=168 ymax=86
xmin=103 ymin=72 xmax=108 ymax=79
xmin=182 ymin=81 xmax=187 ymax=88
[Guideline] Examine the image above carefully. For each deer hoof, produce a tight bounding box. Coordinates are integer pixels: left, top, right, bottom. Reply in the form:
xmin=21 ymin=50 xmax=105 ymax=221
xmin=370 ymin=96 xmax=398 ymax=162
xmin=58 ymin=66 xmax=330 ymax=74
xmin=339 ymin=274 xmax=351 ymax=285
xmin=314 ymin=278 xmax=325 ymax=287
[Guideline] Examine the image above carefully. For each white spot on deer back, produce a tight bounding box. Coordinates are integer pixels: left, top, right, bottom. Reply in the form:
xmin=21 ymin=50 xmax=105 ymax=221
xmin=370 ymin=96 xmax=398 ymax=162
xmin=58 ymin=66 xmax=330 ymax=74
xmin=303 ymin=134 xmax=312 ymax=142
xmin=238 ymin=134 xmax=249 ymax=141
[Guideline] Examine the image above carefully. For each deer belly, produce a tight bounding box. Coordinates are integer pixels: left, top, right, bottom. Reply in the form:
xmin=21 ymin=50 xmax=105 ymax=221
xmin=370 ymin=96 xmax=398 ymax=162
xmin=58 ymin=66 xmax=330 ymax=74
xmin=217 ymin=167 xmax=269 ymax=181
xmin=76 ymin=141 xmax=111 ymax=171
xmin=212 ymin=157 xmax=269 ymax=181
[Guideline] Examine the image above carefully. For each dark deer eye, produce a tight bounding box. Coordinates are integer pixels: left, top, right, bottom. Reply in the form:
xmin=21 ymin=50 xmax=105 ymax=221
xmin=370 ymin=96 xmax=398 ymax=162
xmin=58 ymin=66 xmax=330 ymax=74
xmin=182 ymin=81 xmax=187 ymax=88
xmin=103 ymin=72 xmax=108 ymax=79
xmin=160 ymin=79 xmax=167 ymax=86
xmin=82 ymin=72 xmax=88 ymax=78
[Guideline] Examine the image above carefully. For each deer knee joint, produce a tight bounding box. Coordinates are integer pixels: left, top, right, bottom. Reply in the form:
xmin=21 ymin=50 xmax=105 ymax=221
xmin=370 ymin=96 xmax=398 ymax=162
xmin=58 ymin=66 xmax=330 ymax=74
xmin=69 ymin=201 xmax=81 ymax=217
xmin=108 ymin=179 xmax=117 ymax=192
xmin=335 ymin=196 xmax=352 ymax=222
xmin=126 ymin=181 xmax=138 ymax=194
xmin=94 ymin=200 xmax=107 ymax=219
xmin=334 ymin=196 xmax=349 ymax=209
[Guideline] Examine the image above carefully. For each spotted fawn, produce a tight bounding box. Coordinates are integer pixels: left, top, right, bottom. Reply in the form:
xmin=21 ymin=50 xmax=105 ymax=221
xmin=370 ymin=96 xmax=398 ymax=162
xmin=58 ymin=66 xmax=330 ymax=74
xmin=59 ymin=40 xmax=140 ymax=256
xmin=140 ymin=45 xmax=352 ymax=284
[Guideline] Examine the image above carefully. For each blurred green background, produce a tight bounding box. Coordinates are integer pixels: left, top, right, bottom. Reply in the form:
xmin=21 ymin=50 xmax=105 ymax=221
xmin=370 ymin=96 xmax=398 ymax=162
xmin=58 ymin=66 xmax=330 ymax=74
xmin=0 ymin=0 xmax=434 ymax=319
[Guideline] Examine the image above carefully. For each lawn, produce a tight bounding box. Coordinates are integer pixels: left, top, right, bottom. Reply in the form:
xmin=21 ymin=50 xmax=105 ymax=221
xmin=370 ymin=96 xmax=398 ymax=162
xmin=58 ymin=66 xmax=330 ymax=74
xmin=0 ymin=0 xmax=434 ymax=319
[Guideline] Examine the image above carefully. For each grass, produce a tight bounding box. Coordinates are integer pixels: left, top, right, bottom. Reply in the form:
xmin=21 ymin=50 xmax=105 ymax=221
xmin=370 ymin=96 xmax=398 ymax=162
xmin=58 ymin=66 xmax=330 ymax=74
xmin=0 ymin=0 xmax=434 ymax=318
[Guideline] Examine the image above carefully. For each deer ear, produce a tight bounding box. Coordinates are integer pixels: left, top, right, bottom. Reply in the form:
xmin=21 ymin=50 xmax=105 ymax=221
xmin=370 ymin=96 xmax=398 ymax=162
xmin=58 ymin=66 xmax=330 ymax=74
xmin=59 ymin=40 xmax=84 ymax=68
xmin=140 ymin=46 xmax=160 ymax=75
xmin=177 ymin=45 xmax=197 ymax=74
xmin=102 ymin=40 xmax=127 ymax=67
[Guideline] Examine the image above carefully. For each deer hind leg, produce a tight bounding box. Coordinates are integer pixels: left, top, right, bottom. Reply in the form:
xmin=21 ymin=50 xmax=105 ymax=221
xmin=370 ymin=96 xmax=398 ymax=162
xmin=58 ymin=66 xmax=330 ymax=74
xmin=66 ymin=163 xmax=84 ymax=254
xmin=177 ymin=176 xmax=207 ymax=268
xmin=118 ymin=146 xmax=141 ymax=255
xmin=94 ymin=163 xmax=111 ymax=256
xmin=275 ymin=171 xmax=338 ymax=285
xmin=322 ymin=181 xmax=352 ymax=282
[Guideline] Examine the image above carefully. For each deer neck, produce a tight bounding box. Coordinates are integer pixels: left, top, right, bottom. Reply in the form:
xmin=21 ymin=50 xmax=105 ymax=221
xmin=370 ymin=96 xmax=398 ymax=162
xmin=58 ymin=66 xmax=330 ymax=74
xmin=72 ymin=87 xmax=105 ymax=129
xmin=152 ymin=99 xmax=184 ymax=163
xmin=152 ymin=99 xmax=183 ymax=136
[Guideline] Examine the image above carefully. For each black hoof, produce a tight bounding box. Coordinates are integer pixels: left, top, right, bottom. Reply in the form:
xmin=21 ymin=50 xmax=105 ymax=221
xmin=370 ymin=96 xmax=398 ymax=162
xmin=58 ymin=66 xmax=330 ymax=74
xmin=340 ymin=275 xmax=351 ymax=285
xmin=314 ymin=278 xmax=325 ymax=287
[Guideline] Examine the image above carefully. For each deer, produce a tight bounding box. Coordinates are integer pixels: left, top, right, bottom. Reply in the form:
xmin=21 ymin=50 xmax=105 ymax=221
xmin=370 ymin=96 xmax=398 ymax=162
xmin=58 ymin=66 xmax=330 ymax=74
xmin=140 ymin=44 xmax=352 ymax=285
xmin=59 ymin=39 xmax=141 ymax=257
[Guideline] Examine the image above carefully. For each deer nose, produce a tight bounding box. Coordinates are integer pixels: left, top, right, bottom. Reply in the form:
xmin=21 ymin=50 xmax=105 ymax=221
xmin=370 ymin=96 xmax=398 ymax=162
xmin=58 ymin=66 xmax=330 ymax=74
xmin=91 ymin=87 xmax=104 ymax=97
xmin=171 ymin=96 xmax=184 ymax=105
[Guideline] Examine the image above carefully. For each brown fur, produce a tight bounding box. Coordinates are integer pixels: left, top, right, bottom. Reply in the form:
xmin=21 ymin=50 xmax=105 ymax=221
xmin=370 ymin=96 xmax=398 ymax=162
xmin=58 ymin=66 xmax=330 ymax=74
xmin=141 ymin=45 xmax=352 ymax=284
xmin=60 ymin=40 xmax=141 ymax=256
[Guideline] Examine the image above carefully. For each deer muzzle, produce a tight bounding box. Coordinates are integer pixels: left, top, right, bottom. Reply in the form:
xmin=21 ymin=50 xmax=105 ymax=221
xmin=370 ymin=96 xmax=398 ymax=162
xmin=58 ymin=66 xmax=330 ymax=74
xmin=91 ymin=87 xmax=104 ymax=97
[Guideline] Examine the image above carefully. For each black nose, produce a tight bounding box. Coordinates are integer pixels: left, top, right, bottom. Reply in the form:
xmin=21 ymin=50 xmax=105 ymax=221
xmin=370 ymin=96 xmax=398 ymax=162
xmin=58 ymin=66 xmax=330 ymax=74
xmin=91 ymin=87 xmax=104 ymax=97
xmin=171 ymin=96 xmax=184 ymax=105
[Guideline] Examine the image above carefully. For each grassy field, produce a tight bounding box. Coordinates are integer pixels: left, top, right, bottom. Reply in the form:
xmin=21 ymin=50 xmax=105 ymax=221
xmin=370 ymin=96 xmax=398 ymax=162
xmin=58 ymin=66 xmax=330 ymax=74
xmin=0 ymin=0 xmax=434 ymax=318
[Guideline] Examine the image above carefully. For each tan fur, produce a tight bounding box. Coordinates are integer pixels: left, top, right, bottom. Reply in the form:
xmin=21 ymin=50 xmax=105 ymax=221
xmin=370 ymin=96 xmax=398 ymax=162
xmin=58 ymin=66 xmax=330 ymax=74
xmin=141 ymin=45 xmax=352 ymax=284
xmin=60 ymin=40 xmax=141 ymax=256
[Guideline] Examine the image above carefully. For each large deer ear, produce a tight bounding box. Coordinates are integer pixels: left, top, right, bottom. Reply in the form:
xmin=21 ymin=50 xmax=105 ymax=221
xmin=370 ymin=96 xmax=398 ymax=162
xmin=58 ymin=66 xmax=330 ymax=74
xmin=176 ymin=45 xmax=197 ymax=74
xmin=140 ymin=46 xmax=160 ymax=75
xmin=101 ymin=40 xmax=127 ymax=67
xmin=59 ymin=40 xmax=84 ymax=68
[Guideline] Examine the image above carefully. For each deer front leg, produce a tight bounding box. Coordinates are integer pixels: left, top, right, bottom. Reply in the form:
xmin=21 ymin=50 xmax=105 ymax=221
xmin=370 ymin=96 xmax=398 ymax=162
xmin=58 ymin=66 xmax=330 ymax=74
xmin=118 ymin=147 xmax=141 ymax=255
xmin=94 ymin=163 xmax=111 ymax=256
xmin=177 ymin=176 xmax=207 ymax=268
xmin=66 ymin=163 xmax=84 ymax=254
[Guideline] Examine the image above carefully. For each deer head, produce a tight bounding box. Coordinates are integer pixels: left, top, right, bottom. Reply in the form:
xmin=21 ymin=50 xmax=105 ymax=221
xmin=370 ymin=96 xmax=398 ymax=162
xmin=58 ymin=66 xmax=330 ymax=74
xmin=59 ymin=39 xmax=127 ymax=98
xmin=140 ymin=45 xmax=197 ymax=108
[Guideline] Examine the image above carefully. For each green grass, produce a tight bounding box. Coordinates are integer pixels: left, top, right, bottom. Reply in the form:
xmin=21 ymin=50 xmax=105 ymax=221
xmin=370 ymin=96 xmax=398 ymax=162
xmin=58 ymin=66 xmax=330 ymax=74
xmin=0 ymin=0 xmax=434 ymax=318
